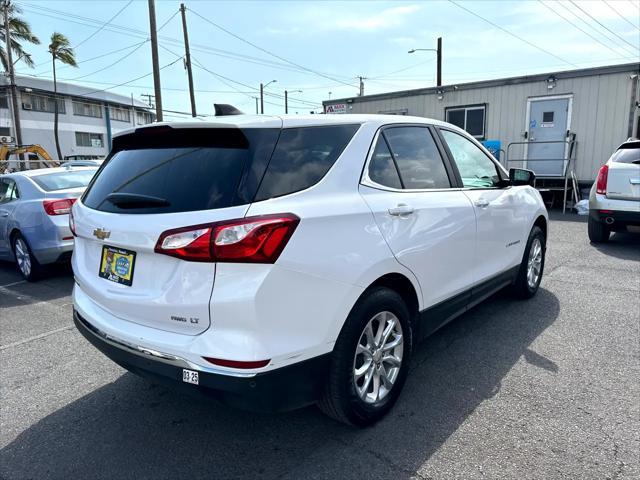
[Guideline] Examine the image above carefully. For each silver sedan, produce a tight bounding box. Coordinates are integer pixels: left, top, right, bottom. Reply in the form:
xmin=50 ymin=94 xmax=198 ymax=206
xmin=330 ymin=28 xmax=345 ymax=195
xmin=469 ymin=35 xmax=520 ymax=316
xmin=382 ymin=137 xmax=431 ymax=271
xmin=0 ymin=166 xmax=97 ymax=281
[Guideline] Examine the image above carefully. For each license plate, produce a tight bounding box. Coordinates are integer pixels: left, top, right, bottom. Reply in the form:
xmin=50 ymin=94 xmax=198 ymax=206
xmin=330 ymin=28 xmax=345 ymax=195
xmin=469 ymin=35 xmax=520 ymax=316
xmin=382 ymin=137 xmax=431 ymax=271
xmin=182 ymin=369 xmax=199 ymax=385
xmin=98 ymin=245 xmax=136 ymax=286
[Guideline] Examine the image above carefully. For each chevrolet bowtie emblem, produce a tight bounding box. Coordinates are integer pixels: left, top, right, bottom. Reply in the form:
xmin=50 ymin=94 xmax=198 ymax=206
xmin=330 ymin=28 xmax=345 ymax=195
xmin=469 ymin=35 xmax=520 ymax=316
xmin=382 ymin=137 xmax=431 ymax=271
xmin=93 ymin=228 xmax=111 ymax=240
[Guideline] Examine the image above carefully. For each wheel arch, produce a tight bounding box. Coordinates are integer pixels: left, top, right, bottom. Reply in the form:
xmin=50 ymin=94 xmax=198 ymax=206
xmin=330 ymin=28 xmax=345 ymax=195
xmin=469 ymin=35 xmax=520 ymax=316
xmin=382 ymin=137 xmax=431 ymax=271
xmin=533 ymin=215 xmax=547 ymax=242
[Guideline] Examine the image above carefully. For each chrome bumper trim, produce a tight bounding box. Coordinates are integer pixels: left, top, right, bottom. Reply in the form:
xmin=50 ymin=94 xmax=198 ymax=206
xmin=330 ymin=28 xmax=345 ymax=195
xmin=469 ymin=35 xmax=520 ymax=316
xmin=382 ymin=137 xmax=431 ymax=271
xmin=75 ymin=311 xmax=257 ymax=378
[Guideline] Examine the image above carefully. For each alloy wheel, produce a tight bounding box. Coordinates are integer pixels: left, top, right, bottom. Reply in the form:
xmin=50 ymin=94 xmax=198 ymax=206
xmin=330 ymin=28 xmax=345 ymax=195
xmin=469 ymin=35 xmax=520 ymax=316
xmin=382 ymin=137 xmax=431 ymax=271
xmin=353 ymin=311 xmax=404 ymax=404
xmin=14 ymin=238 xmax=32 ymax=278
xmin=527 ymin=238 xmax=542 ymax=289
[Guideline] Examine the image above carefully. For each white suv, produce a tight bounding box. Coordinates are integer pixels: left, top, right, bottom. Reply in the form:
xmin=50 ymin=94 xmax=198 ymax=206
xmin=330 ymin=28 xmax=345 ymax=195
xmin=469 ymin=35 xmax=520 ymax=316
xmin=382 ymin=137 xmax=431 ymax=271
xmin=588 ymin=139 xmax=640 ymax=242
xmin=71 ymin=115 xmax=548 ymax=426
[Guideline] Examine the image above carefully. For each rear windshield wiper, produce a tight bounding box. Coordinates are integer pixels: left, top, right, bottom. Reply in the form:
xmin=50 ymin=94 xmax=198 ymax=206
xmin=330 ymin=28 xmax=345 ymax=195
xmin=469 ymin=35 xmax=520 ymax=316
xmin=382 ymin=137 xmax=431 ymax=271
xmin=105 ymin=193 xmax=170 ymax=209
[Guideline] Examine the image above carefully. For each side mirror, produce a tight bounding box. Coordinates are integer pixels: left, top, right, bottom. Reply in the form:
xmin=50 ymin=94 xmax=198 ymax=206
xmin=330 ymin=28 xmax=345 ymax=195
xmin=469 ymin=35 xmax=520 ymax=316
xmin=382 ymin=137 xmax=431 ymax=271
xmin=509 ymin=168 xmax=536 ymax=187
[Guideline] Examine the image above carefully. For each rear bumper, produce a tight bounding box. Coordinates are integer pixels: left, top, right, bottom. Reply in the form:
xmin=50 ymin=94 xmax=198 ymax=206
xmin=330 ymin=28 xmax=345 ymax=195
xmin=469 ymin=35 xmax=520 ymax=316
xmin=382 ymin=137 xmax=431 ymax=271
xmin=589 ymin=209 xmax=640 ymax=228
xmin=33 ymin=242 xmax=74 ymax=264
xmin=74 ymin=309 xmax=330 ymax=413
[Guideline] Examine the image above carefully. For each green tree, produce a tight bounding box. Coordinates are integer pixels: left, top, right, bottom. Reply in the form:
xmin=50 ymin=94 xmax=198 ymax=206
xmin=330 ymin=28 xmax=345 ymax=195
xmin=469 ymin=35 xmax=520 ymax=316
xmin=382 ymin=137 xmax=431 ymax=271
xmin=49 ymin=32 xmax=77 ymax=160
xmin=0 ymin=3 xmax=40 ymax=70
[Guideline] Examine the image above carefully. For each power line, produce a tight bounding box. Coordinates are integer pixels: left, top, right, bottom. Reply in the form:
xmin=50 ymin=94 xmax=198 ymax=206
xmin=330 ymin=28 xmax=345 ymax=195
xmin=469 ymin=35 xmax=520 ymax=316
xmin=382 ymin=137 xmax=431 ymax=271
xmin=448 ymin=0 xmax=577 ymax=67
xmin=603 ymin=0 xmax=640 ymax=31
xmin=18 ymin=40 xmax=151 ymax=77
xmin=75 ymin=56 xmax=183 ymax=97
xmin=369 ymin=59 xmax=434 ymax=80
xmin=20 ymin=3 xmax=354 ymax=80
xmin=187 ymin=6 xmax=358 ymax=88
xmin=538 ymin=0 xmax=631 ymax=57
xmin=68 ymin=40 xmax=149 ymax=81
xmin=568 ymin=0 xmax=639 ymax=53
xmin=74 ymin=0 xmax=133 ymax=49
xmin=554 ymin=1 xmax=638 ymax=57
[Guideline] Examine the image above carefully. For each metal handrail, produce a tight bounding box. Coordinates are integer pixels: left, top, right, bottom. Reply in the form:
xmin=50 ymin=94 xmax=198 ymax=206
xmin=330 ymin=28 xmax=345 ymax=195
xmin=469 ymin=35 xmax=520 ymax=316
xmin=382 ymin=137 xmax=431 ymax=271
xmin=505 ymin=138 xmax=578 ymax=213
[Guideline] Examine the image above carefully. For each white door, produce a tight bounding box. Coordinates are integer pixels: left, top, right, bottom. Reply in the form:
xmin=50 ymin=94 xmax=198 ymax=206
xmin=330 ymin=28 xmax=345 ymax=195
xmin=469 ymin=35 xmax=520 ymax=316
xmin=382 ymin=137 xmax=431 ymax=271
xmin=359 ymin=126 xmax=476 ymax=311
xmin=526 ymin=96 xmax=571 ymax=177
xmin=439 ymin=129 xmax=528 ymax=284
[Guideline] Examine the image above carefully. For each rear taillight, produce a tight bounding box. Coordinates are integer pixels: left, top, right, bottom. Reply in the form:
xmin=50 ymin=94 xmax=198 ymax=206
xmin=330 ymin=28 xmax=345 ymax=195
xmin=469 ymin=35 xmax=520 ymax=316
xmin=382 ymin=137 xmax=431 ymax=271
xmin=595 ymin=164 xmax=609 ymax=195
xmin=43 ymin=198 xmax=77 ymax=216
xmin=154 ymin=214 xmax=300 ymax=263
xmin=69 ymin=207 xmax=77 ymax=236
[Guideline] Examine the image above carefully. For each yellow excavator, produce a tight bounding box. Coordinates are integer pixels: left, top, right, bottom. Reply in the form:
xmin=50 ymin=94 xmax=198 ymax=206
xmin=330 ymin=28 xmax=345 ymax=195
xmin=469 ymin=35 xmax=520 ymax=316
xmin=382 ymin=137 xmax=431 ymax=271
xmin=0 ymin=144 xmax=59 ymax=172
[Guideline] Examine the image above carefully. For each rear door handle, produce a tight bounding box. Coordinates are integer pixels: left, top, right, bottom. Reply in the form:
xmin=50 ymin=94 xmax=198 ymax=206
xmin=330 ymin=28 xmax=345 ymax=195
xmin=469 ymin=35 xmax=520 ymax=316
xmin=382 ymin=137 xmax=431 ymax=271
xmin=630 ymin=178 xmax=640 ymax=185
xmin=388 ymin=204 xmax=414 ymax=216
xmin=474 ymin=198 xmax=490 ymax=208
xmin=0 ymin=212 xmax=9 ymax=217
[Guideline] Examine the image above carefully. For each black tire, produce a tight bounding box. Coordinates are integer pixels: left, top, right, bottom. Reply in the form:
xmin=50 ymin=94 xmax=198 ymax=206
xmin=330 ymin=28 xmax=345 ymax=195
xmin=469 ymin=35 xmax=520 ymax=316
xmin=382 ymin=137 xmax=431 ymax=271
xmin=318 ymin=287 xmax=413 ymax=427
xmin=588 ymin=217 xmax=610 ymax=243
xmin=12 ymin=233 xmax=41 ymax=282
xmin=511 ymin=226 xmax=546 ymax=299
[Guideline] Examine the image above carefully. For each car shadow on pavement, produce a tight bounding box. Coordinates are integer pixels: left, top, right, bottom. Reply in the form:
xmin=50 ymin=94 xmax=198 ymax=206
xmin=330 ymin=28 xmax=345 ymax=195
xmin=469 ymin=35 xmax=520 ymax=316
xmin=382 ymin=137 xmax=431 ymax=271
xmin=0 ymin=260 xmax=74 ymax=308
xmin=0 ymin=288 xmax=560 ymax=480
xmin=591 ymin=231 xmax=640 ymax=261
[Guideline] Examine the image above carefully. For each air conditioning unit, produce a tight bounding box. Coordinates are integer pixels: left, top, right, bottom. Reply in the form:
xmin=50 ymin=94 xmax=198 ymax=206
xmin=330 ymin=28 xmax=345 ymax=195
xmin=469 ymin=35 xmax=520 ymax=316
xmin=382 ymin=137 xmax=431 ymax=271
xmin=22 ymin=103 xmax=32 ymax=110
xmin=0 ymin=135 xmax=14 ymax=144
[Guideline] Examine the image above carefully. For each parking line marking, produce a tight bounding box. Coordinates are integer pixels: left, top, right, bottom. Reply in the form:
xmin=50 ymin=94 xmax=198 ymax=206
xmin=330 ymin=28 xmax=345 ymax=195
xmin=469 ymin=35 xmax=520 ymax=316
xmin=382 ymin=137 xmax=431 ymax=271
xmin=0 ymin=280 xmax=26 ymax=288
xmin=0 ymin=325 xmax=75 ymax=351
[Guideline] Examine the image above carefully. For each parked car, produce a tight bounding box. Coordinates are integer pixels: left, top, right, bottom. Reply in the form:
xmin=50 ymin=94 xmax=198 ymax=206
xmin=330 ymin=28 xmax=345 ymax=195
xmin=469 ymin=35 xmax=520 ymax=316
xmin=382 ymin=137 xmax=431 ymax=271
xmin=588 ymin=139 xmax=640 ymax=242
xmin=71 ymin=116 xmax=548 ymax=426
xmin=0 ymin=166 xmax=98 ymax=281
xmin=59 ymin=160 xmax=103 ymax=167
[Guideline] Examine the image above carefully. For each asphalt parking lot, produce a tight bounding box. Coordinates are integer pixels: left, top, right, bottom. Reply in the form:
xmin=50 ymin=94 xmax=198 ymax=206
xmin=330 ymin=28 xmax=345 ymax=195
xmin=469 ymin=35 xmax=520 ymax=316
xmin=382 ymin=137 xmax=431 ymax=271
xmin=1 ymin=213 xmax=638 ymax=480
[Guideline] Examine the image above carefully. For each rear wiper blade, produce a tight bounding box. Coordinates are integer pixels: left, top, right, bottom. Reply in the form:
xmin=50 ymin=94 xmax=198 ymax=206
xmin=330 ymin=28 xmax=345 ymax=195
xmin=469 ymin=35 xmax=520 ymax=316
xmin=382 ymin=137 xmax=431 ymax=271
xmin=105 ymin=193 xmax=170 ymax=209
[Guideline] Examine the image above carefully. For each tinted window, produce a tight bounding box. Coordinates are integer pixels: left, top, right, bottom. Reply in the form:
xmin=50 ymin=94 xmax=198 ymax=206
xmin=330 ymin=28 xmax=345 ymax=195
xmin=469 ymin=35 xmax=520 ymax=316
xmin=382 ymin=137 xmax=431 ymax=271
xmin=83 ymin=129 xmax=280 ymax=214
xmin=255 ymin=124 xmax=359 ymax=201
xmin=611 ymin=146 xmax=640 ymax=164
xmin=31 ymin=170 xmax=96 ymax=192
xmin=368 ymin=136 xmax=402 ymax=189
xmin=441 ymin=129 xmax=500 ymax=188
xmin=383 ymin=127 xmax=450 ymax=189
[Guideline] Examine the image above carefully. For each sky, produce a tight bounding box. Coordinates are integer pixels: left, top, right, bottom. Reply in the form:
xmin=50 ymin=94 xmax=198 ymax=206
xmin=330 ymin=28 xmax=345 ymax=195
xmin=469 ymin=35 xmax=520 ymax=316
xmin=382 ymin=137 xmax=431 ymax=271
xmin=11 ymin=0 xmax=640 ymax=119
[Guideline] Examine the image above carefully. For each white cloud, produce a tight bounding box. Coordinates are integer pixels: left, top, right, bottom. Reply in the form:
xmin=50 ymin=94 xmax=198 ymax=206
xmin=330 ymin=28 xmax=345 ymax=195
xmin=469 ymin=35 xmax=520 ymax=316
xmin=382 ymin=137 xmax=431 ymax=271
xmin=267 ymin=3 xmax=423 ymax=35
xmin=332 ymin=4 xmax=422 ymax=31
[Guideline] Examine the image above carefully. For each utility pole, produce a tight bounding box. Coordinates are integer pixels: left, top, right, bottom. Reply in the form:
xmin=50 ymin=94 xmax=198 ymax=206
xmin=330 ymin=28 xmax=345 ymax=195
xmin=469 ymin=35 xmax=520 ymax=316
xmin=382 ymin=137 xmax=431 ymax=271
xmin=180 ymin=4 xmax=196 ymax=117
xmin=259 ymin=83 xmax=264 ymax=114
xmin=147 ymin=0 xmax=163 ymax=121
xmin=357 ymin=76 xmax=365 ymax=97
xmin=284 ymin=90 xmax=288 ymax=114
xmin=436 ymin=37 xmax=442 ymax=87
xmin=254 ymin=97 xmax=258 ymax=114
xmin=3 ymin=1 xmax=23 ymax=154
xmin=140 ymin=93 xmax=155 ymax=108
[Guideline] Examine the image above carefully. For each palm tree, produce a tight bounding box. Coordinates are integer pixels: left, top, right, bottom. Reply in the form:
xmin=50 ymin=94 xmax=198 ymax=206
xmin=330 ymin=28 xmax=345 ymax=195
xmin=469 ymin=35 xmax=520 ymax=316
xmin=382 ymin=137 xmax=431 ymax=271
xmin=49 ymin=32 xmax=76 ymax=160
xmin=0 ymin=3 xmax=40 ymax=71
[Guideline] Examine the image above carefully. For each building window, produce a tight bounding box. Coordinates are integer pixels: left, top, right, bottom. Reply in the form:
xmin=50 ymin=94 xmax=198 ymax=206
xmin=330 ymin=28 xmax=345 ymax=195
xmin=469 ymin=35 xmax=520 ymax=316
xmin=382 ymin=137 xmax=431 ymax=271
xmin=110 ymin=106 xmax=131 ymax=122
xmin=445 ymin=104 xmax=486 ymax=139
xmin=378 ymin=109 xmax=408 ymax=115
xmin=0 ymin=127 xmax=10 ymax=136
xmin=22 ymin=92 xmax=66 ymax=114
xmin=0 ymin=95 xmax=8 ymax=109
xmin=136 ymin=110 xmax=153 ymax=125
xmin=73 ymin=100 xmax=102 ymax=118
xmin=75 ymin=132 xmax=104 ymax=148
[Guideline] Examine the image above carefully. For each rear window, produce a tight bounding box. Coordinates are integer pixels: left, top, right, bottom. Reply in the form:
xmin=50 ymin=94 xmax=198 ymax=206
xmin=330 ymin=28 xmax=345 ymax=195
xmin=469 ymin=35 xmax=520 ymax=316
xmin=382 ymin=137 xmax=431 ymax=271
xmin=254 ymin=124 xmax=359 ymax=201
xmin=82 ymin=128 xmax=279 ymax=214
xmin=612 ymin=144 xmax=640 ymax=164
xmin=31 ymin=169 xmax=96 ymax=191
